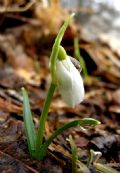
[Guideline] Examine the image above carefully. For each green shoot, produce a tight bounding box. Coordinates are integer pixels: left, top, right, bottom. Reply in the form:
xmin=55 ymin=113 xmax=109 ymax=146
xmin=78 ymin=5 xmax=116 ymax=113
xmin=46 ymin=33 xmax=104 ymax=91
xmin=74 ymin=37 xmax=88 ymax=78
xmin=89 ymin=149 xmax=120 ymax=173
xmin=67 ymin=135 xmax=90 ymax=173
xmin=67 ymin=135 xmax=78 ymax=173
xmin=87 ymin=149 xmax=102 ymax=168
xmin=87 ymin=149 xmax=94 ymax=168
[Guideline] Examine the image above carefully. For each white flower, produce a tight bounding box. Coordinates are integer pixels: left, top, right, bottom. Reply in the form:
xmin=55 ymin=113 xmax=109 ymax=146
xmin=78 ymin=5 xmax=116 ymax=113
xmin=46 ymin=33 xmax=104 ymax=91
xmin=55 ymin=56 xmax=84 ymax=107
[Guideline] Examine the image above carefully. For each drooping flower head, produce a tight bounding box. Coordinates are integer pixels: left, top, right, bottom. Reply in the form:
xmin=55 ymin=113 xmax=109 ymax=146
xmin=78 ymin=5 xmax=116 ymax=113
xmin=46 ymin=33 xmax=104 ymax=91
xmin=54 ymin=46 xmax=84 ymax=107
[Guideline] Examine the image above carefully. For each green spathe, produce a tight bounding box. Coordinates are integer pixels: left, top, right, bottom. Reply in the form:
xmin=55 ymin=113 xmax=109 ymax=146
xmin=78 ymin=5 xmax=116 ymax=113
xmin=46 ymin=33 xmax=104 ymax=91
xmin=58 ymin=46 xmax=67 ymax=60
xmin=49 ymin=13 xmax=75 ymax=83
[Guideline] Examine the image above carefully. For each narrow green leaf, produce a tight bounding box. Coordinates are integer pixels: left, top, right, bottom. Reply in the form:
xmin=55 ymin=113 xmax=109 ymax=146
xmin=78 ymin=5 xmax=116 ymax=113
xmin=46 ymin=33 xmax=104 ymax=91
xmin=67 ymin=135 xmax=79 ymax=173
xmin=68 ymin=135 xmax=90 ymax=173
xmin=40 ymin=118 xmax=100 ymax=159
xmin=22 ymin=87 xmax=36 ymax=156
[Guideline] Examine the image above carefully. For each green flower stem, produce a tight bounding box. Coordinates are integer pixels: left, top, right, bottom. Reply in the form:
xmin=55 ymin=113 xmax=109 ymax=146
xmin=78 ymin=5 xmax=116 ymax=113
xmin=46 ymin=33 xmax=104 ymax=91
xmin=50 ymin=13 xmax=75 ymax=82
xmin=35 ymin=82 xmax=56 ymax=159
xmin=35 ymin=14 xmax=75 ymax=159
xmin=37 ymin=118 xmax=100 ymax=159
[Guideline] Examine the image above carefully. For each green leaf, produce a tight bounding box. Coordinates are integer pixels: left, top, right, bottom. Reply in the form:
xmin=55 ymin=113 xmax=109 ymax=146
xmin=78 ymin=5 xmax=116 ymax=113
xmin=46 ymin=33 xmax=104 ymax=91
xmin=67 ymin=135 xmax=79 ymax=173
xmin=22 ymin=87 xmax=36 ymax=157
xmin=39 ymin=118 xmax=100 ymax=159
xmin=74 ymin=37 xmax=88 ymax=78
xmin=68 ymin=135 xmax=90 ymax=173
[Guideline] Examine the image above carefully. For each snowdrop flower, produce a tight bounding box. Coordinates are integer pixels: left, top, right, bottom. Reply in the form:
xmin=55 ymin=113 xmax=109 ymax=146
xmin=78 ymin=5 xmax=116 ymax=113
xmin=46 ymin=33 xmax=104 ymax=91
xmin=22 ymin=15 xmax=100 ymax=161
xmin=55 ymin=47 xmax=84 ymax=107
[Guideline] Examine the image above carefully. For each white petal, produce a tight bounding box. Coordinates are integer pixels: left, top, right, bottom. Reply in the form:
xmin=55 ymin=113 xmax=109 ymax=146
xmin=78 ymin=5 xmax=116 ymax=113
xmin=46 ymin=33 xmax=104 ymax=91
xmin=70 ymin=64 xmax=84 ymax=107
xmin=55 ymin=59 xmax=72 ymax=89
xmin=55 ymin=57 xmax=84 ymax=107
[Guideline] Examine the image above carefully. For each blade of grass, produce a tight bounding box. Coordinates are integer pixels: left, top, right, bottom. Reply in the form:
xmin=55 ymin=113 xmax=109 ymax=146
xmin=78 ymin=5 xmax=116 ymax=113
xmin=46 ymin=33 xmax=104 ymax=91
xmin=22 ymin=87 xmax=36 ymax=157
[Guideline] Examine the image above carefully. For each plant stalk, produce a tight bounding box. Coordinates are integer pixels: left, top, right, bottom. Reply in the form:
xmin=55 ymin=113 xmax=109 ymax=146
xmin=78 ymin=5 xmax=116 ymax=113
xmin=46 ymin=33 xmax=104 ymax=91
xmin=35 ymin=82 xmax=56 ymax=159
